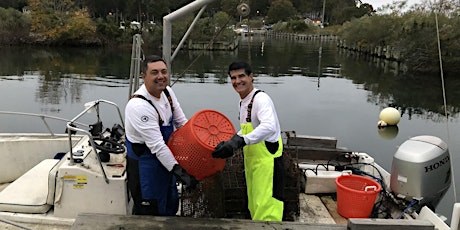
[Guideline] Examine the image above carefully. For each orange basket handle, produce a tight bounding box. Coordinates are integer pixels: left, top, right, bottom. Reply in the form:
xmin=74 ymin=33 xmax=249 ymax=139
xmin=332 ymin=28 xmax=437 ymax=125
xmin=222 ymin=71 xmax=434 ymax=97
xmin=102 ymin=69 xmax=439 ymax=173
xmin=364 ymin=185 xmax=377 ymax=192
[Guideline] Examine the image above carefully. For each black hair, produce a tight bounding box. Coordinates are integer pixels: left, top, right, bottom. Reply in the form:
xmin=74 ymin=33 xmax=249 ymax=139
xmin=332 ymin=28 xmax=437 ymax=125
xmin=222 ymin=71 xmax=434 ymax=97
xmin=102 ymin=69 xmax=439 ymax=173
xmin=228 ymin=61 xmax=252 ymax=76
xmin=141 ymin=55 xmax=166 ymax=74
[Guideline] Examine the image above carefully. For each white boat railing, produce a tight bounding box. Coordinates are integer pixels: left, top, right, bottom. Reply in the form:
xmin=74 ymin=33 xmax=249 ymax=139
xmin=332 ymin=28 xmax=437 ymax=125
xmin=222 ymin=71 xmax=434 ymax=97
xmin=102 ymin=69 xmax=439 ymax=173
xmin=65 ymin=99 xmax=125 ymax=184
xmin=0 ymin=111 xmax=88 ymax=136
xmin=1 ymin=99 xmax=125 ymax=184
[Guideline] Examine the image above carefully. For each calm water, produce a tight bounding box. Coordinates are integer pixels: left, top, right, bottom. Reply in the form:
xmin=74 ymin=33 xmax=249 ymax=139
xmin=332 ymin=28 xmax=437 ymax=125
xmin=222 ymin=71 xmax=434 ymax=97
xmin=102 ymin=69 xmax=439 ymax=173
xmin=0 ymin=36 xmax=459 ymax=222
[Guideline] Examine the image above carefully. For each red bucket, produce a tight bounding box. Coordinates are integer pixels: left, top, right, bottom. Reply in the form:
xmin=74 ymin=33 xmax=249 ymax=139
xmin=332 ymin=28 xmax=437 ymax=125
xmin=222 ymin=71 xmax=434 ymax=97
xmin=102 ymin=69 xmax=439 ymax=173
xmin=167 ymin=110 xmax=235 ymax=180
xmin=335 ymin=173 xmax=381 ymax=218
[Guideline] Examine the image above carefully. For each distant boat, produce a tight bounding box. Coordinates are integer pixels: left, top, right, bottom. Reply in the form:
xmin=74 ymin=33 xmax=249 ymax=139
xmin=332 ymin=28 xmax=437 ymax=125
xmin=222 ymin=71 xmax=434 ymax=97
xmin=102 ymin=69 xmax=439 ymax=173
xmin=322 ymin=65 xmax=342 ymax=77
xmin=289 ymin=66 xmax=303 ymax=74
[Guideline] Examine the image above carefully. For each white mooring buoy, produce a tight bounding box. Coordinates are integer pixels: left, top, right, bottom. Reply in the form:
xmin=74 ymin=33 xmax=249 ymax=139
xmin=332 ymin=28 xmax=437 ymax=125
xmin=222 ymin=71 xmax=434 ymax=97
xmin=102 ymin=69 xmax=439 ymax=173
xmin=378 ymin=107 xmax=400 ymax=127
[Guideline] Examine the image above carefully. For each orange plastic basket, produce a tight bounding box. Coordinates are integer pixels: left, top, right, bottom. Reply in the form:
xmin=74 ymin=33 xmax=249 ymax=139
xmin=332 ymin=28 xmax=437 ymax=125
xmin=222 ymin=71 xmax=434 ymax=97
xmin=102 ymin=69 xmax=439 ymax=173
xmin=168 ymin=110 xmax=235 ymax=180
xmin=335 ymin=173 xmax=381 ymax=218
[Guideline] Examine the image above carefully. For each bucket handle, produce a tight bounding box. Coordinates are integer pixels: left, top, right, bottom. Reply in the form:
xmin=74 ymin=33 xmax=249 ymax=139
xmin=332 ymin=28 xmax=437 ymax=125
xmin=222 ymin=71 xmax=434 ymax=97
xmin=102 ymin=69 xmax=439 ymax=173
xmin=364 ymin=185 xmax=377 ymax=192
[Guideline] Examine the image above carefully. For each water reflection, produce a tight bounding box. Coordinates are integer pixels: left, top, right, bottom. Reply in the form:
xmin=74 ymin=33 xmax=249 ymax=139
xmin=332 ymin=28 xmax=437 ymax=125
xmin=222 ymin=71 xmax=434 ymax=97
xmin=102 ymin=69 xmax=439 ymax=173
xmin=0 ymin=46 xmax=132 ymax=79
xmin=377 ymin=126 xmax=399 ymax=140
xmin=337 ymin=48 xmax=459 ymax=123
xmin=1 ymin=38 xmax=459 ymax=123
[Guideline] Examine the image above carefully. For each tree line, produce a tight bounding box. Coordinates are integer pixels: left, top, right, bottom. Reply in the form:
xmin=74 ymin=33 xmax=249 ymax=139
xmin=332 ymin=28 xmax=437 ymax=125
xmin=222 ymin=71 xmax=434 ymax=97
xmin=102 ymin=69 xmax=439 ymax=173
xmin=336 ymin=0 xmax=459 ymax=75
xmin=0 ymin=0 xmax=370 ymax=46
xmin=0 ymin=0 xmax=458 ymax=75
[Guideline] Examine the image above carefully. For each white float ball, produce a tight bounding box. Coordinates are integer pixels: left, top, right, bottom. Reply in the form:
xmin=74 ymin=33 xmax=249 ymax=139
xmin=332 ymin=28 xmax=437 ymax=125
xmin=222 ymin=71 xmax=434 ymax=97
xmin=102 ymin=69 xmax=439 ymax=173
xmin=379 ymin=107 xmax=400 ymax=126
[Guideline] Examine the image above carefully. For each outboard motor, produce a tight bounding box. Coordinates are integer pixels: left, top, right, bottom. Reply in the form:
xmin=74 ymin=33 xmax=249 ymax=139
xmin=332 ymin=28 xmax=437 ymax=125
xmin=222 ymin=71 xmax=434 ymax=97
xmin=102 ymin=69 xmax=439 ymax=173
xmin=390 ymin=135 xmax=451 ymax=211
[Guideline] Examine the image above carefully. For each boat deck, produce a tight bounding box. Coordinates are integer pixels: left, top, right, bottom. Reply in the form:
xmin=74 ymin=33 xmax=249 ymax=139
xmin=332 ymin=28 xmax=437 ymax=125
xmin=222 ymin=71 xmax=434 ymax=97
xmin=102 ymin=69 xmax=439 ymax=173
xmin=299 ymin=194 xmax=347 ymax=225
xmin=0 ymin=192 xmax=435 ymax=230
xmin=70 ymin=213 xmax=347 ymax=230
xmin=0 ymin=193 xmax=345 ymax=229
xmin=69 ymin=210 xmax=433 ymax=230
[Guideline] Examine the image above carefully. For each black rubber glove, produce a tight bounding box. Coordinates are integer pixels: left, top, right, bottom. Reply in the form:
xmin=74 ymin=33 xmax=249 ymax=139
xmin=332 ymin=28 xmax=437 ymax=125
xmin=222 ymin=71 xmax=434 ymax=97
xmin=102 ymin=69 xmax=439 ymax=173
xmin=172 ymin=164 xmax=198 ymax=189
xmin=212 ymin=134 xmax=246 ymax=159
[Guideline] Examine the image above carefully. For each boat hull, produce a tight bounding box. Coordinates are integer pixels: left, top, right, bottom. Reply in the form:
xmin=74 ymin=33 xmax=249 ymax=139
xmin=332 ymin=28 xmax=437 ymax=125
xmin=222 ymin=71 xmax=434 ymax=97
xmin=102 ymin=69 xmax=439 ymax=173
xmin=0 ymin=134 xmax=81 ymax=183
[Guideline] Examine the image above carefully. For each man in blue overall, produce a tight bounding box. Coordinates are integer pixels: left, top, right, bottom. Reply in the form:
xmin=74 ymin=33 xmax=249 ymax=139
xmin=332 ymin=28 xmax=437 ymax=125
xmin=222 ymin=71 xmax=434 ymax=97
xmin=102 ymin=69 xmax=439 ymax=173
xmin=212 ymin=61 xmax=285 ymax=221
xmin=125 ymin=55 xmax=198 ymax=215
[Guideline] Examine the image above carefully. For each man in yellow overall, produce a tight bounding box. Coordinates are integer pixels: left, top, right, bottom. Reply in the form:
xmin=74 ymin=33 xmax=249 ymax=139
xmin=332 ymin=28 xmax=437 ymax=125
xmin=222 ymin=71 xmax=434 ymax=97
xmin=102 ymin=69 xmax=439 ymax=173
xmin=212 ymin=61 xmax=285 ymax=221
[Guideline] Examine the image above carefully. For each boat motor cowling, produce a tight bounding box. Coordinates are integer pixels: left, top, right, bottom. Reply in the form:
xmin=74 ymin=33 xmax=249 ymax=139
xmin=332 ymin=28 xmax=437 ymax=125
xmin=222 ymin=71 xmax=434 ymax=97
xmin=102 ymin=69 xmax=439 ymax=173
xmin=390 ymin=135 xmax=451 ymax=209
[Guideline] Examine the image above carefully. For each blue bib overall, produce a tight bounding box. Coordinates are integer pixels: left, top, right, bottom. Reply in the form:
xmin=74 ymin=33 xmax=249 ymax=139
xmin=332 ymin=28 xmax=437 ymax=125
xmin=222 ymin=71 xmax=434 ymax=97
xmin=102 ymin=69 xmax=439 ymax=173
xmin=126 ymin=116 xmax=177 ymax=216
xmin=126 ymin=89 xmax=178 ymax=216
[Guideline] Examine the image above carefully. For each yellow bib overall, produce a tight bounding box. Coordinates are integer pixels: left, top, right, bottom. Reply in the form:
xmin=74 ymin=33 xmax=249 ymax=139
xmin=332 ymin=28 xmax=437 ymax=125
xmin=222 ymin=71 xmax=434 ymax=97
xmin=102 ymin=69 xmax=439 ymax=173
xmin=241 ymin=103 xmax=284 ymax=221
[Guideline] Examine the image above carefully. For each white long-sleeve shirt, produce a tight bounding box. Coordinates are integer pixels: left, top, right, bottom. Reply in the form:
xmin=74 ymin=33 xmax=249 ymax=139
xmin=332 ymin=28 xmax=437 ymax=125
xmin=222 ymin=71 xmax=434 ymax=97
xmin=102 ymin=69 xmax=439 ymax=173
xmin=125 ymin=85 xmax=187 ymax=171
xmin=237 ymin=88 xmax=281 ymax=144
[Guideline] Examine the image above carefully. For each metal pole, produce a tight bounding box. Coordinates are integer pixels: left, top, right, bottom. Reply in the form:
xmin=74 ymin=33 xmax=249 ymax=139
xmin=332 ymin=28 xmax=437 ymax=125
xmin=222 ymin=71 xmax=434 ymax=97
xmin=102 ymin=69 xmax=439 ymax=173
xmin=322 ymin=0 xmax=326 ymax=28
xmin=171 ymin=6 xmax=208 ymax=61
xmin=163 ymin=0 xmax=217 ymax=71
xmin=128 ymin=34 xmax=143 ymax=98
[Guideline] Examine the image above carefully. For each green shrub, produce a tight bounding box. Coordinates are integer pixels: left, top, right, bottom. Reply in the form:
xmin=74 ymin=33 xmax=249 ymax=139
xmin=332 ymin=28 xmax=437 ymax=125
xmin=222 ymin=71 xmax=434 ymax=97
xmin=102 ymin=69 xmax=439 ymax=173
xmin=0 ymin=7 xmax=31 ymax=45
